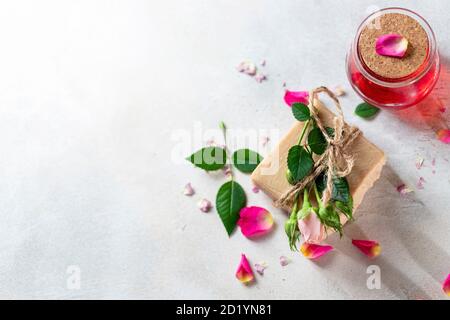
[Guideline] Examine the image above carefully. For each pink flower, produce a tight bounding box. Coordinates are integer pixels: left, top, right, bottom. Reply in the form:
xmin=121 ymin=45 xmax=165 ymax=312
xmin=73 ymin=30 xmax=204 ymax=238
xmin=443 ymin=274 xmax=450 ymax=296
xmin=375 ymin=34 xmax=409 ymax=58
xmin=235 ymin=254 xmax=254 ymax=284
xmin=352 ymin=239 xmax=381 ymax=258
xmin=300 ymin=242 xmax=333 ymax=260
xmin=437 ymin=129 xmax=450 ymax=144
xmin=298 ymin=211 xmax=326 ymax=244
xmin=284 ymin=90 xmax=309 ymax=107
xmin=237 ymin=206 xmax=274 ymax=238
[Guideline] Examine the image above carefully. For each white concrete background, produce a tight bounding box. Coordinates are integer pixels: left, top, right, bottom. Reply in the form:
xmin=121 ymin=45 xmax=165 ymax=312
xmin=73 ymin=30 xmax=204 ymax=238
xmin=0 ymin=0 xmax=449 ymax=299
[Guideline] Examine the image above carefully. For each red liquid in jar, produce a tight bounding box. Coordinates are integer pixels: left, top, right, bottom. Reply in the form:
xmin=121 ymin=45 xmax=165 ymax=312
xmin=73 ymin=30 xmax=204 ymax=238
xmin=346 ymin=8 xmax=440 ymax=109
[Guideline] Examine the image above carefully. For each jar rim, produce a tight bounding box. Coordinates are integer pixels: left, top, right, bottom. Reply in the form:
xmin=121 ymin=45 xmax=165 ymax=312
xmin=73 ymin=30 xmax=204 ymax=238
xmin=352 ymin=7 xmax=438 ymax=88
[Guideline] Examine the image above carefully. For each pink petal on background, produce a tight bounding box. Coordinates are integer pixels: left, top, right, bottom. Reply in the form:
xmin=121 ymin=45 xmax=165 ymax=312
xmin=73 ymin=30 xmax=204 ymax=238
xmin=284 ymin=90 xmax=309 ymax=107
xmin=417 ymin=177 xmax=425 ymax=189
xmin=235 ymin=254 xmax=254 ymax=284
xmin=397 ymin=184 xmax=413 ymax=196
xmin=443 ymin=274 xmax=450 ymax=296
xmin=197 ymin=199 xmax=212 ymax=213
xmin=415 ymin=157 xmax=424 ymax=170
xmin=300 ymin=243 xmax=333 ymax=260
xmin=298 ymin=211 xmax=327 ymax=244
xmin=237 ymin=206 xmax=274 ymax=238
xmin=437 ymin=129 xmax=450 ymax=144
xmin=254 ymin=262 xmax=267 ymax=275
xmin=251 ymin=185 xmax=260 ymax=194
xmin=375 ymin=33 xmax=409 ymax=58
xmin=183 ymin=183 xmax=195 ymax=196
xmin=279 ymin=256 xmax=290 ymax=266
xmin=352 ymin=239 xmax=381 ymax=258
xmin=255 ymin=73 xmax=267 ymax=83
xmin=236 ymin=60 xmax=257 ymax=76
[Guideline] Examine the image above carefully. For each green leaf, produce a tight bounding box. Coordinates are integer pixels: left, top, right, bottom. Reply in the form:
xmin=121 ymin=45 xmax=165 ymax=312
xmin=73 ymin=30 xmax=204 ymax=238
xmin=331 ymin=177 xmax=351 ymax=203
xmin=287 ymin=145 xmax=313 ymax=183
xmin=308 ymin=127 xmax=328 ymax=155
xmin=292 ymin=103 xmax=311 ymax=121
xmin=215 ymin=180 xmax=246 ymax=236
xmin=318 ymin=205 xmax=343 ymax=236
xmin=325 ymin=127 xmax=335 ymax=138
xmin=186 ymin=147 xmax=227 ymax=171
xmin=335 ymin=198 xmax=353 ymax=221
xmin=315 ymin=171 xmax=327 ymax=195
xmin=232 ymin=149 xmax=263 ymax=173
xmin=355 ymin=102 xmax=380 ymax=119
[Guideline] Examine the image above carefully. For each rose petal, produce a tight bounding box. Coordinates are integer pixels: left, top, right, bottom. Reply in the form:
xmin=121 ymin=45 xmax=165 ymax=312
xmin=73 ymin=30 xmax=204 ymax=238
xmin=437 ymin=129 xmax=450 ymax=144
xmin=197 ymin=199 xmax=212 ymax=213
xmin=261 ymin=136 xmax=270 ymax=147
xmin=254 ymin=262 xmax=267 ymax=275
xmin=375 ymin=33 xmax=409 ymax=58
xmin=415 ymin=157 xmax=424 ymax=170
xmin=237 ymin=206 xmax=274 ymax=238
xmin=279 ymin=256 xmax=290 ymax=266
xmin=235 ymin=254 xmax=254 ymax=284
xmin=255 ymin=73 xmax=267 ymax=83
xmin=417 ymin=177 xmax=426 ymax=189
xmin=352 ymin=239 xmax=381 ymax=258
xmin=183 ymin=183 xmax=195 ymax=196
xmin=251 ymin=185 xmax=260 ymax=194
xmin=333 ymin=85 xmax=346 ymax=97
xmin=397 ymin=184 xmax=413 ymax=196
xmin=260 ymin=59 xmax=266 ymax=67
xmin=298 ymin=211 xmax=327 ymax=244
xmin=236 ymin=60 xmax=257 ymax=76
xmin=284 ymin=90 xmax=309 ymax=107
xmin=300 ymin=242 xmax=333 ymax=260
xmin=443 ymin=274 xmax=450 ymax=296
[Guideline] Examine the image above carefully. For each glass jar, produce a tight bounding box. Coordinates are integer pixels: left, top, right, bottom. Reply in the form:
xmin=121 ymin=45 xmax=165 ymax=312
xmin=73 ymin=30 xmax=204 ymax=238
xmin=346 ymin=7 xmax=440 ymax=109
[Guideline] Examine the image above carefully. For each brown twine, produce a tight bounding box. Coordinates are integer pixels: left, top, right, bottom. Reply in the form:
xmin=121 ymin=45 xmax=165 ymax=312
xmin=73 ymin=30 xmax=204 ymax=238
xmin=274 ymin=86 xmax=361 ymax=208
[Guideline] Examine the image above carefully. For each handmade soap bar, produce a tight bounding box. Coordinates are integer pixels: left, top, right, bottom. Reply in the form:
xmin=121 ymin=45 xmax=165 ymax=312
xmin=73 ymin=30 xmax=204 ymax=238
xmin=251 ymin=99 xmax=386 ymax=224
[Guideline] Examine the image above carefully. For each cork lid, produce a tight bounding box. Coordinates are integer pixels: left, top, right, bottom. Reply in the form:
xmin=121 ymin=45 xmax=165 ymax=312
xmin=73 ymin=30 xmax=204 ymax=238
xmin=358 ymin=13 xmax=429 ymax=79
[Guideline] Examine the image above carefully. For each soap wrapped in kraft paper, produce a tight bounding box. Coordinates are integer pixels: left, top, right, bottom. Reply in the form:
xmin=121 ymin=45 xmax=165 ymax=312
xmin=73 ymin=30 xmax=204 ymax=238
xmin=251 ymin=92 xmax=386 ymax=228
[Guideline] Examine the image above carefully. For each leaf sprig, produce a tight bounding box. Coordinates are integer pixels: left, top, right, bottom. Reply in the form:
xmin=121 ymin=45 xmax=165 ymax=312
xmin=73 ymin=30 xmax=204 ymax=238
xmin=186 ymin=122 xmax=263 ymax=236
xmin=284 ymin=101 xmax=354 ymax=250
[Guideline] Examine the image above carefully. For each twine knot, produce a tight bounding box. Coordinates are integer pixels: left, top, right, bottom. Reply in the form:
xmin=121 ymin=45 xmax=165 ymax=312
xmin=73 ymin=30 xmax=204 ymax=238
xmin=275 ymin=86 xmax=361 ymax=208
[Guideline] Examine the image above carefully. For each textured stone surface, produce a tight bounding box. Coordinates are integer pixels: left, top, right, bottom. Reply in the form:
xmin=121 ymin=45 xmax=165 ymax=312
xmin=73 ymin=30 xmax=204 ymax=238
xmin=0 ymin=0 xmax=449 ymax=299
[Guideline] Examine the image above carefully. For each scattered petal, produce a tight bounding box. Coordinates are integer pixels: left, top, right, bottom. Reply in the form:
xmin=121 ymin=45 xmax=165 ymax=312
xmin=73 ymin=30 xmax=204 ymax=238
xmin=282 ymin=81 xmax=287 ymax=87
xmin=237 ymin=206 xmax=274 ymax=238
xmin=222 ymin=165 xmax=232 ymax=177
xmin=198 ymin=199 xmax=212 ymax=213
xmin=261 ymin=136 xmax=270 ymax=147
xmin=260 ymin=59 xmax=266 ymax=66
xmin=235 ymin=254 xmax=254 ymax=284
xmin=375 ymin=33 xmax=409 ymax=58
xmin=437 ymin=129 xmax=450 ymax=144
xmin=443 ymin=274 xmax=450 ymax=296
xmin=397 ymin=184 xmax=414 ymax=196
xmin=298 ymin=211 xmax=327 ymax=244
xmin=251 ymin=185 xmax=260 ymax=194
xmin=333 ymin=85 xmax=346 ymax=97
xmin=284 ymin=90 xmax=309 ymax=107
xmin=432 ymin=158 xmax=436 ymax=166
xmin=255 ymin=73 xmax=267 ymax=83
xmin=439 ymin=106 xmax=447 ymax=113
xmin=183 ymin=183 xmax=195 ymax=196
xmin=206 ymin=139 xmax=216 ymax=146
xmin=417 ymin=177 xmax=426 ymax=189
xmin=279 ymin=256 xmax=290 ymax=266
xmin=352 ymin=239 xmax=381 ymax=258
xmin=254 ymin=262 xmax=267 ymax=275
xmin=300 ymin=243 xmax=333 ymax=260
xmin=415 ymin=157 xmax=424 ymax=170
xmin=236 ymin=60 xmax=257 ymax=76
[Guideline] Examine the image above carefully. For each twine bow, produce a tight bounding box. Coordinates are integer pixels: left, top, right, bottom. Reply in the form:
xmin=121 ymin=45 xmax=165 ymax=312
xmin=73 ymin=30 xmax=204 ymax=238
xmin=275 ymin=86 xmax=361 ymax=209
